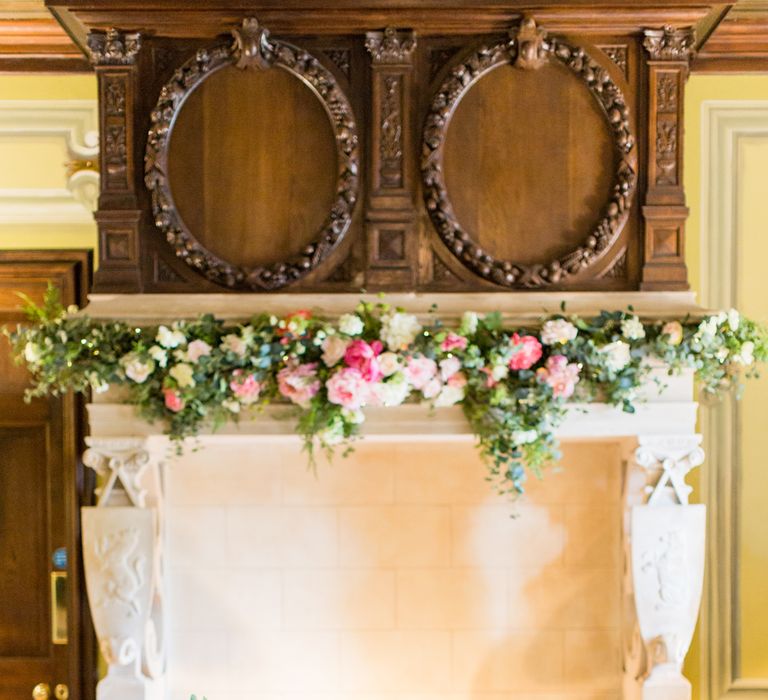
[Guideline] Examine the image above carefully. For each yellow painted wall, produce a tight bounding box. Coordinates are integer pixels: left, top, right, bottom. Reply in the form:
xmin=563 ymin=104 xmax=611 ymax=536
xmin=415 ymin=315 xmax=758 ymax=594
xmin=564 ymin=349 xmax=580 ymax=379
xmin=0 ymin=75 xmax=99 ymax=253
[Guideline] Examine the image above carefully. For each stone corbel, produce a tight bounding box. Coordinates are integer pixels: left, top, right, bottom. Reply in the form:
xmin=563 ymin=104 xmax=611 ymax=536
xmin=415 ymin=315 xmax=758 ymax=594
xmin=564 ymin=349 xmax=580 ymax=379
xmin=81 ymin=438 xmax=166 ymax=700
xmin=622 ymin=435 xmax=706 ymax=700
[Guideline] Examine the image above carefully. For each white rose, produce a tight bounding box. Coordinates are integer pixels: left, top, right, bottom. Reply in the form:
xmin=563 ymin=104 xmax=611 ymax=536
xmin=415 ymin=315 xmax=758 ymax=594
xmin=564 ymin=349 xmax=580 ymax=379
xmin=716 ymin=311 xmax=728 ymax=325
xmin=341 ymin=408 xmax=365 ymax=424
xmin=728 ymin=309 xmax=740 ymax=331
xmin=511 ymin=429 xmax=538 ymax=445
xmin=371 ymin=374 xmax=411 ymax=407
xmin=600 ymin=340 xmax=631 ymax=372
xmin=66 ymin=304 xmax=79 ymax=315
xmin=318 ymin=423 xmax=346 ymax=446
xmin=736 ymin=340 xmax=755 ymax=366
xmin=24 ymin=341 xmax=42 ymax=364
xmin=156 ymin=325 xmax=186 ymax=349
xmin=338 ymin=313 xmax=364 ymax=336
xmin=187 ymin=339 xmax=212 ymax=362
xmin=321 ymin=335 xmax=349 ymax=367
xmin=220 ymin=333 xmax=247 ymax=358
xmin=716 ymin=347 xmax=729 ymax=362
xmin=433 ymin=383 xmax=465 ymax=407
xmin=380 ymin=312 xmax=422 ymax=350
xmin=169 ymin=362 xmax=195 ymax=388
xmin=540 ymin=319 xmax=578 ymax=345
xmin=148 ymin=345 xmax=168 ymax=368
xmin=661 ymin=321 xmax=683 ymax=346
xmin=120 ymin=353 xmax=155 ymax=384
xmin=378 ymin=351 xmax=401 ymax=377
xmin=698 ymin=318 xmax=719 ymax=340
xmin=460 ymin=311 xmax=479 ymax=336
xmin=222 ymin=399 xmax=241 ymax=414
xmin=491 ymin=364 xmax=509 ymax=381
xmin=422 ymin=377 xmax=442 ymax=400
xmin=621 ymin=316 xmax=646 ymax=341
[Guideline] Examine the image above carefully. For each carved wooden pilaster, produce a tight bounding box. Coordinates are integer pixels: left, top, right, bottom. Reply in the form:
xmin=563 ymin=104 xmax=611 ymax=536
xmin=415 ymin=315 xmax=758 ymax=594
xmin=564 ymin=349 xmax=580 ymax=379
xmin=88 ymin=28 xmax=143 ymax=293
xmin=641 ymin=26 xmax=695 ymax=291
xmin=622 ymin=435 xmax=706 ymax=700
xmin=365 ymin=28 xmax=417 ymax=287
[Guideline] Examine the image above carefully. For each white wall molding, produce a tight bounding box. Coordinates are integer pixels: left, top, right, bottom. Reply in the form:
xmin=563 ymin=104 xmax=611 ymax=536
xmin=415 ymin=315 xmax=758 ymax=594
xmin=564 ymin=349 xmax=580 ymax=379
xmin=0 ymin=99 xmax=99 ymax=224
xmin=699 ymin=100 xmax=768 ymax=700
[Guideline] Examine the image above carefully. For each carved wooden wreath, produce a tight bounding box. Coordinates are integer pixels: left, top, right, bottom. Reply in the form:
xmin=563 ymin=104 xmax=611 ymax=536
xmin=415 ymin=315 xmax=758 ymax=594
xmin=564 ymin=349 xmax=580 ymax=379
xmin=422 ymin=17 xmax=637 ymax=288
xmin=145 ymin=18 xmax=360 ymax=290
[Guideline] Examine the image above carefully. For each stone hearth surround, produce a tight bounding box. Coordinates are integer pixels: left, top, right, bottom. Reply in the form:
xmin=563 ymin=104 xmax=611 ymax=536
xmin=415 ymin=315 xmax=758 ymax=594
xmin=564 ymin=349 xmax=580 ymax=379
xmin=77 ymin=292 xmax=707 ymax=700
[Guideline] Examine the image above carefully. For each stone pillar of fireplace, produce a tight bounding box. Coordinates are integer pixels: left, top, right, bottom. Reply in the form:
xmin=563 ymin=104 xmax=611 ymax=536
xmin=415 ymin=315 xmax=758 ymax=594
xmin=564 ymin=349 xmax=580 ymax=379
xmin=81 ymin=437 xmax=166 ymax=700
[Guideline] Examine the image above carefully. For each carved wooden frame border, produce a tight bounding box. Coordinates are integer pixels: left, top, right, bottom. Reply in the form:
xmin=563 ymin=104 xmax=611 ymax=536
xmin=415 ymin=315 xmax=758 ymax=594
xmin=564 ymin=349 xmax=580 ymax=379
xmin=421 ymin=18 xmax=638 ymax=288
xmin=144 ymin=18 xmax=360 ymax=290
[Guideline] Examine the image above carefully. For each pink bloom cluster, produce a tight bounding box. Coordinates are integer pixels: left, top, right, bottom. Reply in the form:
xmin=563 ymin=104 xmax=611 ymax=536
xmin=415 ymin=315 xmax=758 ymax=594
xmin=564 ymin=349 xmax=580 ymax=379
xmin=536 ymin=355 xmax=580 ymax=399
xmin=440 ymin=332 xmax=468 ymax=353
xmin=278 ymin=362 xmax=321 ymax=407
xmin=229 ymin=369 xmax=262 ymax=404
xmin=163 ymin=387 xmax=185 ymax=412
xmin=508 ymin=333 xmax=543 ymax=370
xmin=327 ymin=340 xmax=385 ymax=409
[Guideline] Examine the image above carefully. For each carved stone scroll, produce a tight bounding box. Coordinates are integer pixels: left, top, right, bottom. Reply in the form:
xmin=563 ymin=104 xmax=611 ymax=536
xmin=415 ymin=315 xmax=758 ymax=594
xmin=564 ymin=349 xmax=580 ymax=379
xmin=421 ymin=16 xmax=637 ymax=288
xmin=365 ymin=28 xmax=417 ymax=286
xmin=641 ymin=25 xmax=695 ymax=291
xmin=145 ymin=17 xmax=360 ymax=291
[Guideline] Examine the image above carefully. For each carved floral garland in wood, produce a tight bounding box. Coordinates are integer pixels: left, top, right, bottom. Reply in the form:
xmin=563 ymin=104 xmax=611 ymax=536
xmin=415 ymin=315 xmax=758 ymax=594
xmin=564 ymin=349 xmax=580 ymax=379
xmin=422 ymin=17 xmax=637 ymax=288
xmin=145 ymin=18 xmax=360 ymax=290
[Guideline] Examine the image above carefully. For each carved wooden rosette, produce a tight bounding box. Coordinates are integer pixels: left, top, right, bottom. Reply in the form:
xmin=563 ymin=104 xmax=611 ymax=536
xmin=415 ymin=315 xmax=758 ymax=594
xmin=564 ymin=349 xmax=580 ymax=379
xmin=145 ymin=18 xmax=360 ymax=291
xmin=421 ymin=18 xmax=637 ymax=288
xmin=87 ymin=28 xmax=143 ymax=292
xmin=365 ymin=28 xmax=417 ymax=287
xmin=641 ymin=25 xmax=695 ymax=291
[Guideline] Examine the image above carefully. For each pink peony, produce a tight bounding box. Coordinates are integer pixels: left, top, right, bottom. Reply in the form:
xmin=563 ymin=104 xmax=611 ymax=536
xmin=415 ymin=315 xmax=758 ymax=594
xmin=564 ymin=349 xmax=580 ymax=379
xmin=508 ymin=333 xmax=543 ymax=370
xmin=536 ymin=354 xmax=580 ymax=399
xmin=447 ymin=371 xmax=467 ymax=388
xmin=277 ymin=362 xmax=321 ymax=408
xmin=404 ymin=356 xmax=438 ymax=390
xmin=229 ymin=369 xmax=262 ymax=405
xmin=187 ymin=339 xmax=212 ymax=362
xmin=344 ymin=339 xmax=384 ymax=382
xmin=326 ymin=367 xmax=370 ymax=410
xmin=440 ymin=332 xmax=468 ymax=353
xmin=163 ymin=388 xmax=185 ymax=413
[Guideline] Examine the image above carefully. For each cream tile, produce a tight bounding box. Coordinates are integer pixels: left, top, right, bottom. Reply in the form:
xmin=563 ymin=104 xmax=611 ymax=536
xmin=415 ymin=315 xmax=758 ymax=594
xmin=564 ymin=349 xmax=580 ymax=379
xmin=338 ymin=505 xmax=451 ymax=567
xmin=564 ymin=630 xmax=621 ymax=691
xmin=227 ymin=506 xmax=337 ymax=567
xmin=508 ymin=566 xmax=620 ymax=630
xmin=563 ymin=505 xmax=621 ymax=568
xmin=168 ymin=628 xmax=229 ymax=699
xmin=284 ymin=569 xmax=395 ymax=629
xmin=397 ymin=568 xmax=508 ymax=629
xmin=451 ymin=505 xmax=565 ymax=569
xmin=167 ymin=506 xmax=228 ymax=567
xmin=340 ymin=630 xmax=452 ymax=693
xmin=451 ymin=630 xmax=564 ymax=692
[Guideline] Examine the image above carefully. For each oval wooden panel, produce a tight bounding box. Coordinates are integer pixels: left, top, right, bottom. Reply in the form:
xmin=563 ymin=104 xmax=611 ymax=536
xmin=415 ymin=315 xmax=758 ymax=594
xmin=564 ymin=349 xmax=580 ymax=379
xmin=167 ymin=64 xmax=338 ymax=270
xmin=442 ymin=60 xmax=616 ymax=268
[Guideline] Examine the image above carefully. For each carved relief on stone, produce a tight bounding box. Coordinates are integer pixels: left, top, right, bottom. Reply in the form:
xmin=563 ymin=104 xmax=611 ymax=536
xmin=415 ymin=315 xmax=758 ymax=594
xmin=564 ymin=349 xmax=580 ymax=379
xmin=87 ymin=28 xmax=141 ymax=66
xmin=144 ymin=16 xmax=360 ymax=291
xmin=91 ymin=527 xmax=147 ymax=617
xmin=82 ymin=438 xmax=152 ymax=507
xmin=380 ymin=75 xmax=404 ymax=188
xmin=634 ymin=435 xmax=704 ymax=505
xmin=643 ymin=25 xmax=696 ymax=62
xmin=421 ymin=16 xmax=637 ymax=288
xmin=365 ymin=27 xmax=416 ymax=65
xmin=656 ymin=73 xmax=678 ymax=112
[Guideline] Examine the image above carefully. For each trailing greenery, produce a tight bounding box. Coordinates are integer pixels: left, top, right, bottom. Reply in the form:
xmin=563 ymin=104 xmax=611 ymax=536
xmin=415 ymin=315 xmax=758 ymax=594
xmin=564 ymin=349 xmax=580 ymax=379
xmin=6 ymin=287 xmax=767 ymax=496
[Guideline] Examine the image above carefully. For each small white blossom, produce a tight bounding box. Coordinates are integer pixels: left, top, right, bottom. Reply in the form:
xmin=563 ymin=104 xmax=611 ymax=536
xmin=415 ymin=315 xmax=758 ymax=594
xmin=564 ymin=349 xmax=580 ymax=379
xmin=380 ymin=311 xmax=422 ymax=350
xmin=66 ymin=305 xmax=79 ymax=315
xmin=716 ymin=311 xmax=728 ymax=325
xmin=511 ymin=429 xmax=538 ymax=445
xmin=459 ymin=311 xmax=479 ymax=336
xmin=433 ymin=383 xmax=465 ymax=407
xmin=716 ymin=347 xmax=729 ymax=362
xmin=338 ymin=313 xmax=364 ymax=336
xmin=120 ymin=353 xmax=155 ymax=384
xmin=371 ymin=374 xmax=411 ymax=407
xmin=169 ymin=362 xmax=195 ymax=388
xmin=728 ymin=309 xmax=740 ymax=331
xmin=735 ymin=340 xmax=755 ymax=366
xmin=540 ymin=319 xmax=578 ymax=345
xmin=600 ymin=340 xmax=631 ymax=372
xmin=88 ymin=372 xmax=109 ymax=394
xmin=222 ymin=399 xmax=241 ymax=414
xmin=341 ymin=408 xmax=365 ymax=424
xmin=621 ymin=316 xmax=646 ymax=341
xmin=57 ymin=330 xmax=68 ymax=344
xmin=24 ymin=341 xmax=42 ymax=364
xmin=220 ymin=333 xmax=247 ymax=358
xmin=491 ymin=364 xmax=509 ymax=381
xmin=148 ymin=345 xmax=168 ymax=368
xmin=698 ymin=317 xmax=719 ymax=340
xmin=156 ymin=325 xmax=186 ymax=349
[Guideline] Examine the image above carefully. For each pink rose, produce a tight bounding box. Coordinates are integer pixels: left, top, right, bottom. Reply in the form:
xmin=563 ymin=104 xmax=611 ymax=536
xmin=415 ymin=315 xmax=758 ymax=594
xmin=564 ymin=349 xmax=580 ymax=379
xmin=536 ymin=354 xmax=580 ymax=399
xmin=440 ymin=332 xmax=468 ymax=353
xmin=163 ymin=388 xmax=185 ymax=413
xmin=404 ymin=356 xmax=438 ymax=390
xmin=277 ymin=362 xmax=321 ymax=408
xmin=508 ymin=333 xmax=543 ymax=370
xmin=439 ymin=356 xmax=462 ymax=381
xmin=326 ymin=367 xmax=369 ymax=410
xmin=187 ymin=339 xmax=212 ymax=362
xmin=344 ymin=339 xmax=384 ymax=382
xmin=447 ymin=371 xmax=467 ymax=388
xmin=229 ymin=369 xmax=262 ymax=405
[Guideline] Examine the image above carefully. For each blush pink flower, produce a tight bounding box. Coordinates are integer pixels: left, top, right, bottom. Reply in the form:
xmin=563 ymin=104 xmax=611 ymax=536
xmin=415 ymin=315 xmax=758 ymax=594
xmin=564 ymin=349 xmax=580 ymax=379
xmin=447 ymin=371 xmax=467 ymax=389
xmin=404 ymin=356 xmax=438 ymax=390
xmin=439 ymin=356 xmax=462 ymax=381
xmin=536 ymin=354 xmax=580 ymax=399
xmin=344 ymin=339 xmax=384 ymax=383
xmin=508 ymin=333 xmax=543 ymax=370
xmin=326 ymin=367 xmax=370 ymax=410
xmin=440 ymin=332 xmax=468 ymax=353
xmin=422 ymin=377 xmax=443 ymax=399
xmin=229 ymin=369 xmax=262 ymax=405
xmin=163 ymin=387 xmax=185 ymax=413
xmin=277 ymin=362 xmax=321 ymax=408
xmin=186 ymin=339 xmax=212 ymax=362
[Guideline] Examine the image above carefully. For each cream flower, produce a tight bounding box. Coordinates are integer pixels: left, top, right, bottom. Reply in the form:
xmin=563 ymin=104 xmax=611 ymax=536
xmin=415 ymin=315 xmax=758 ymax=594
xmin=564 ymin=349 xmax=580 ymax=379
xmin=169 ymin=362 xmax=195 ymax=388
xmin=378 ymin=351 xmax=401 ymax=377
xmin=148 ymin=345 xmax=168 ymax=368
xmin=24 ymin=341 xmax=42 ymax=364
xmin=621 ymin=316 xmax=646 ymax=341
xmin=459 ymin=311 xmax=479 ymax=336
xmin=220 ymin=333 xmax=247 ymax=358
xmin=187 ymin=339 xmax=212 ymax=362
xmin=735 ymin=340 xmax=755 ymax=366
xmin=120 ymin=353 xmax=155 ymax=384
xmin=380 ymin=311 xmax=422 ymax=350
xmin=540 ymin=319 xmax=578 ymax=345
xmin=321 ymin=335 xmax=349 ymax=367
xmin=338 ymin=313 xmax=364 ymax=336
xmin=156 ymin=325 xmax=186 ymax=349
xmin=661 ymin=321 xmax=683 ymax=346
xmin=728 ymin=308 xmax=740 ymax=331
xmin=371 ymin=374 xmax=410 ymax=407
xmin=600 ymin=341 xmax=631 ymax=372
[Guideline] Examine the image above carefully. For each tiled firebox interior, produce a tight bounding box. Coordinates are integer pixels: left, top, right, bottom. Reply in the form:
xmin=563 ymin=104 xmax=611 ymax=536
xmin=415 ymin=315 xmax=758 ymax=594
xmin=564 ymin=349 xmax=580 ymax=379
xmin=166 ymin=439 xmax=623 ymax=700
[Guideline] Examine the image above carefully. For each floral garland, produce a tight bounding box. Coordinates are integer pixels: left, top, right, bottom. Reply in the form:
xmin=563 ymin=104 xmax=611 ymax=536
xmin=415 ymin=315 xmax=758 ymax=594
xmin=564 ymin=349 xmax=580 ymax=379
xmin=7 ymin=288 xmax=768 ymax=496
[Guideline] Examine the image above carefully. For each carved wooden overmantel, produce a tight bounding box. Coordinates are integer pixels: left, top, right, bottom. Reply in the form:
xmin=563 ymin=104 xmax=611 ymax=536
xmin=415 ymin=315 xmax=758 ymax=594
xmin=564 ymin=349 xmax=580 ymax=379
xmin=49 ymin=1 xmax=730 ymax=295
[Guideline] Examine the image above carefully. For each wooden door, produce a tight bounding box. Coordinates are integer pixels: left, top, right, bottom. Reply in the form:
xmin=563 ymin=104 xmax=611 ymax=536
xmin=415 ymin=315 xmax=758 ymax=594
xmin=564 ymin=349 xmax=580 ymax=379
xmin=0 ymin=251 xmax=94 ymax=700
